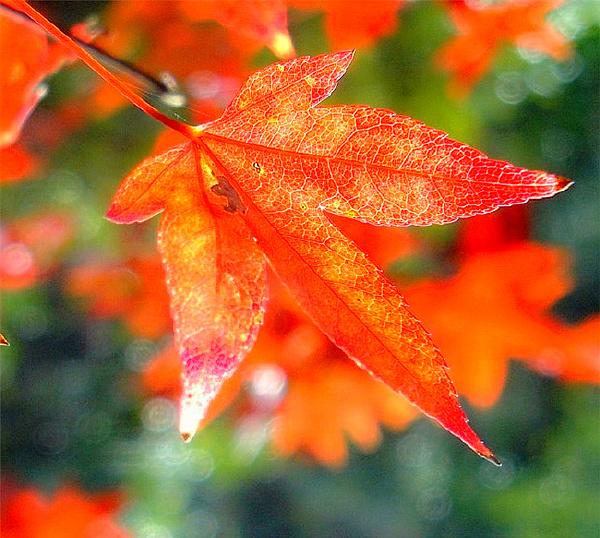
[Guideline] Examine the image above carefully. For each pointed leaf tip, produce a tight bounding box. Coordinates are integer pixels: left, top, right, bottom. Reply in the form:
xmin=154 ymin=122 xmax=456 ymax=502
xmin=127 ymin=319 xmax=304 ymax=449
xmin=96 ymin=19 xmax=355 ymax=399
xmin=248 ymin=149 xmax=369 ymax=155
xmin=178 ymin=398 xmax=204 ymax=443
xmin=556 ymin=177 xmax=574 ymax=193
xmin=335 ymin=49 xmax=355 ymax=67
xmin=104 ymin=204 xmax=122 ymax=223
xmin=470 ymin=436 xmax=501 ymax=466
xmin=486 ymin=453 xmax=502 ymax=467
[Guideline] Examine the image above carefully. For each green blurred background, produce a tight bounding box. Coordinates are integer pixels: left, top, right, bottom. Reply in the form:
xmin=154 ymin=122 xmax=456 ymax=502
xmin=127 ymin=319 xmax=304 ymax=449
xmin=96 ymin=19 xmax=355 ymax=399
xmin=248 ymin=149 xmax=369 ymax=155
xmin=1 ymin=1 xmax=599 ymax=537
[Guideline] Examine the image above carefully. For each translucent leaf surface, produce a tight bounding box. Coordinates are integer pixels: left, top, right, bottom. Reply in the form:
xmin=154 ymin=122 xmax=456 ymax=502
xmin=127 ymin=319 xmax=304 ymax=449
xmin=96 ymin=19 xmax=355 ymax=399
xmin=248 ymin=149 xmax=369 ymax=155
xmin=108 ymin=144 xmax=267 ymax=439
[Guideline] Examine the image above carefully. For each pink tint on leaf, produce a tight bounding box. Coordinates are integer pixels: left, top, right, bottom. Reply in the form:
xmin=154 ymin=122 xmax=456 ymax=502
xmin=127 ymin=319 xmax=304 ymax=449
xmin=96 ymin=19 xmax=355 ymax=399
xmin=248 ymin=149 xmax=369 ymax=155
xmin=16 ymin=0 xmax=572 ymax=462
xmin=108 ymin=143 xmax=267 ymax=440
xmin=106 ymin=49 xmax=572 ymax=463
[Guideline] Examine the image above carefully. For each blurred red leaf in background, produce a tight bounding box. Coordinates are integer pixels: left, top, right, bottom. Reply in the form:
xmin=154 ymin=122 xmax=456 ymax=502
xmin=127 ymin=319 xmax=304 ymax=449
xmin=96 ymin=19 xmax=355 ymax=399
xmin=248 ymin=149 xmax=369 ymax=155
xmin=252 ymin=282 xmax=418 ymax=467
xmin=0 ymin=213 xmax=72 ymax=290
xmin=0 ymin=1 xmax=74 ymax=147
xmin=289 ymin=0 xmax=405 ymax=49
xmin=404 ymin=209 xmax=599 ymax=406
xmin=177 ymin=0 xmax=294 ymax=58
xmin=525 ymin=315 xmax=600 ymax=383
xmin=437 ymin=0 xmax=571 ymax=95
xmin=77 ymin=0 xmax=250 ymax=122
xmin=67 ymin=254 xmax=172 ymax=339
xmin=1 ymin=480 xmax=130 ymax=538
xmin=0 ymin=142 xmax=39 ymax=183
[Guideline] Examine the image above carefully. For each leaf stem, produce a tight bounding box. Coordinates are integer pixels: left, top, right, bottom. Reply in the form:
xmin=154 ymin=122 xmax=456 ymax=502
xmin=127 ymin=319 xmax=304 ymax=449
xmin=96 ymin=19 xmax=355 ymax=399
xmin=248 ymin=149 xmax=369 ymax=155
xmin=5 ymin=0 xmax=195 ymax=139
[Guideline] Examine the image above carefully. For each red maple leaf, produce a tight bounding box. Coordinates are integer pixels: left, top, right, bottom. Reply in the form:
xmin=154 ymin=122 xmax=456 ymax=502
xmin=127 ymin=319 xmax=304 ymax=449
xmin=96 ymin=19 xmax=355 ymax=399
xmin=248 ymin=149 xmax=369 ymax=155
xmin=12 ymin=0 xmax=574 ymax=464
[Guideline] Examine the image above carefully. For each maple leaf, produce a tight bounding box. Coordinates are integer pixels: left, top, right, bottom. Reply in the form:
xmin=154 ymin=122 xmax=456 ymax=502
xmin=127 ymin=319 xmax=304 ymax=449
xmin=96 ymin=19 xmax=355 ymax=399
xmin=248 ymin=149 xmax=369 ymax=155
xmin=0 ymin=333 xmax=8 ymax=345
xmin=437 ymin=0 xmax=571 ymax=95
xmin=12 ymin=0 xmax=573 ymax=463
xmin=251 ymin=282 xmax=418 ymax=466
xmin=271 ymin=361 xmax=417 ymax=466
xmin=105 ymin=51 xmax=571 ymax=460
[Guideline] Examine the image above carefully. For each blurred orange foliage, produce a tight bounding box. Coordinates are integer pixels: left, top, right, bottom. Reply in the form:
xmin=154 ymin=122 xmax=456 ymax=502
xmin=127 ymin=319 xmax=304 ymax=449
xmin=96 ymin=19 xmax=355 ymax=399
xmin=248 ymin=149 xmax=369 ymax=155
xmin=0 ymin=2 xmax=79 ymax=183
xmin=177 ymin=0 xmax=294 ymax=58
xmin=254 ymin=283 xmax=418 ymax=467
xmin=79 ymin=1 xmax=251 ymax=122
xmin=67 ymin=254 xmax=172 ymax=339
xmin=525 ymin=315 xmax=600 ymax=384
xmin=1 ymin=481 xmax=130 ymax=538
xmin=405 ymin=242 xmax=571 ymax=407
xmin=0 ymin=142 xmax=39 ymax=183
xmin=404 ymin=210 xmax=599 ymax=406
xmin=0 ymin=1 xmax=73 ymax=147
xmin=437 ymin=0 xmax=571 ymax=95
xmin=0 ymin=213 xmax=72 ymax=290
xmin=289 ymin=0 xmax=405 ymax=50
